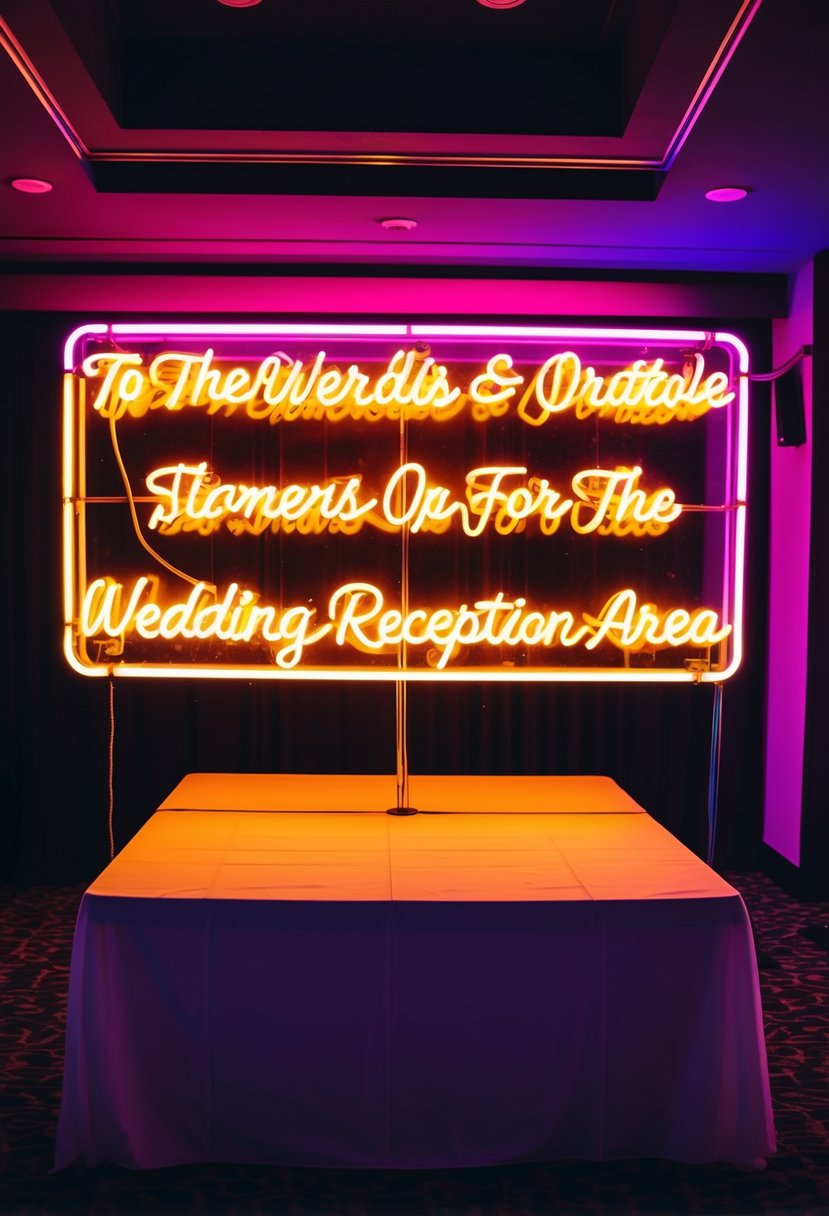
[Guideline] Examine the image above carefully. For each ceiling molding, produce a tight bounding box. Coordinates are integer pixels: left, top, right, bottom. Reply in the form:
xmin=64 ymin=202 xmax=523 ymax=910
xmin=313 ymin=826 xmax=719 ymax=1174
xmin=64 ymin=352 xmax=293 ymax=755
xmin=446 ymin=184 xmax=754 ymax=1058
xmin=0 ymin=268 xmax=789 ymax=319
xmin=1 ymin=0 xmax=763 ymax=198
xmin=86 ymin=161 xmax=666 ymax=201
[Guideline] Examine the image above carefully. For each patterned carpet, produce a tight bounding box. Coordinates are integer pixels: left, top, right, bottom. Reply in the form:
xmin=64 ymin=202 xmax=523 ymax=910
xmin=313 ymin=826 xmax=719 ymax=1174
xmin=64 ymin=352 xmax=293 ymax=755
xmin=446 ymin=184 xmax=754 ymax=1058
xmin=1 ymin=874 xmax=828 ymax=1216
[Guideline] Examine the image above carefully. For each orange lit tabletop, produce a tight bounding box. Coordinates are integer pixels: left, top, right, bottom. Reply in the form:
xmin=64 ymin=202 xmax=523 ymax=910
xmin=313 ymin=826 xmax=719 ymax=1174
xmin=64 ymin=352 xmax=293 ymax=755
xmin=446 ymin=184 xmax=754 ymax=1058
xmin=55 ymin=774 xmax=775 ymax=1173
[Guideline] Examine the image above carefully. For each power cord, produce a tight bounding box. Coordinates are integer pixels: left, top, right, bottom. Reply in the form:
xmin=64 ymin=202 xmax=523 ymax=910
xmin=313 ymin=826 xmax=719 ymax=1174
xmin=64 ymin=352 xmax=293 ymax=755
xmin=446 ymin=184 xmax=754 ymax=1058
xmin=108 ymin=674 xmax=115 ymax=861
xmin=748 ymin=344 xmax=812 ymax=382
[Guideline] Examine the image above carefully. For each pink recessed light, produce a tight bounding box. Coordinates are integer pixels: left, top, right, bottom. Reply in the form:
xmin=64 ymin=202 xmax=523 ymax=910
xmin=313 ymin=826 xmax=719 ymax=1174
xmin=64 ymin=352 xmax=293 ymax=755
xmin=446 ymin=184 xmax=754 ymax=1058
xmin=476 ymin=0 xmax=527 ymax=6
xmin=10 ymin=177 xmax=53 ymax=193
xmin=705 ymin=186 xmax=749 ymax=203
xmin=378 ymin=217 xmax=418 ymax=231
xmin=216 ymin=0 xmax=261 ymax=6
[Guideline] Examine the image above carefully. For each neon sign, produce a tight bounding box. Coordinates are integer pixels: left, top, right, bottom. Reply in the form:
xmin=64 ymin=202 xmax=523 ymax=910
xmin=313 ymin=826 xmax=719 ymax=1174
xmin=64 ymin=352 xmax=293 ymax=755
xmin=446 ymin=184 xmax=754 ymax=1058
xmin=63 ymin=324 xmax=748 ymax=682
xmin=81 ymin=346 xmax=734 ymax=425
xmin=80 ymin=577 xmax=731 ymax=673
xmin=143 ymin=461 xmax=681 ymax=538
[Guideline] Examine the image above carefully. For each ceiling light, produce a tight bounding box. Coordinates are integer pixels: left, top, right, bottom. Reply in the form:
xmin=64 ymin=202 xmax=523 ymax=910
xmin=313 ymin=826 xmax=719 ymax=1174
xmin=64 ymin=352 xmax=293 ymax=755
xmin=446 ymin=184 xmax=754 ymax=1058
xmin=476 ymin=0 xmax=527 ymax=7
xmin=705 ymin=186 xmax=749 ymax=203
xmin=378 ymin=217 xmax=418 ymax=231
xmin=216 ymin=0 xmax=262 ymax=7
xmin=10 ymin=177 xmax=53 ymax=193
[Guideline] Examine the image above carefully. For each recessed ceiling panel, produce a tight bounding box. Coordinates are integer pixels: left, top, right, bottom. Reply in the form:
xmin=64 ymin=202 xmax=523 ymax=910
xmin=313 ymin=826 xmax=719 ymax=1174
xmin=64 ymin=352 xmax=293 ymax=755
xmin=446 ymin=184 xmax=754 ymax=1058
xmin=2 ymin=0 xmax=760 ymax=199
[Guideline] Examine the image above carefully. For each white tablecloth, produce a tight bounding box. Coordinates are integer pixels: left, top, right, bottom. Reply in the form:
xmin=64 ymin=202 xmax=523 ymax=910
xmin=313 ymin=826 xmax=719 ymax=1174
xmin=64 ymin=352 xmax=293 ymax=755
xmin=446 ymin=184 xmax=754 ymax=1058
xmin=54 ymin=774 xmax=775 ymax=1171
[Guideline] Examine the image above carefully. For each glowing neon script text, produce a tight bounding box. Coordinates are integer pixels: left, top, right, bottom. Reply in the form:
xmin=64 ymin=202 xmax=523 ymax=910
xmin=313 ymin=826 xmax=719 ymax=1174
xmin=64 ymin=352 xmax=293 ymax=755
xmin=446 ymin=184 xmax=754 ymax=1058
xmin=517 ymin=352 xmax=734 ymax=426
xmin=80 ymin=578 xmax=730 ymax=670
xmin=83 ymin=348 xmax=467 ymax=423
xmin=80 ymin=349 xmax=733 ymax=426
xmin=145 ymin=462 xmax=682 ymax=538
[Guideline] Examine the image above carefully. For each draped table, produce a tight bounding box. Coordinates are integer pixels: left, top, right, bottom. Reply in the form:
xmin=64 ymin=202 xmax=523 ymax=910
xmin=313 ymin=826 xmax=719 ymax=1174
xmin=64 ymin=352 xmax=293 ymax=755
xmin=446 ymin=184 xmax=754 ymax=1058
xmin=54 ymin=774 xmax=775 ymax=1171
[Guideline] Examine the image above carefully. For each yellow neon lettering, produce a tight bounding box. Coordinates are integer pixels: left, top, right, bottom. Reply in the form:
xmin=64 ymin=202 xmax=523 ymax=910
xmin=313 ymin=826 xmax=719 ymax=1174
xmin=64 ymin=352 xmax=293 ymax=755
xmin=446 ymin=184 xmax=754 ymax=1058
xmin=144 ymin=460 xmax=682 ymax=539
xmin=571 ymin=467 xmax=681 ymax=535
xmin=82 ymin=353 xmax=146 ymax=419
xmin=535 ymin=351 xmax=583 ymax=414
xmin=80 ymin=347 xmax=734 ymax=429
xmin=373 ymin=350 xmax=415 ymax=405
xmin=284 ymin=351 xmax=328 ymax=414
xmin=464 ymin=467 xmax=531 ymax=536
xmin=79 ymin=578 xmax=730 ymax=671
xmin=189 ymin=350 xmax=227 ymax=407
xmin=146 ymin=463 xmax=377 ymax=534
xmin=327 ymin=582 xmax=590 ymax=670
xmin=83 ymin=348 xmax=468 ymax=424
xmin=81 ymin=575 xmax=155 ymax=636
xmin=329 ymin=582 xmax=385 ymax=651
xmin=147 ymin=352 xmax=204 ymax=410
xmin=517 ymin=351 xmax=734 ymax=426
xmin=371 ymin=349 xmax=457 ymax=409
xmin=516 ymin=351 xmax=581 ymax=424
xmin=468 ymin=354 xmax=524 ymax=418
xmin=80 ymin=576 xmax=331 ymax=669
xmin=410 ymin=356 xmax=460 ymax=412
xmin=134 ymin=601 xmax=163 ymax=633
xmin=382 ymin=463 xmax=464 ymax=534
xmin=583 ymin=588 xmax=731 ymax=652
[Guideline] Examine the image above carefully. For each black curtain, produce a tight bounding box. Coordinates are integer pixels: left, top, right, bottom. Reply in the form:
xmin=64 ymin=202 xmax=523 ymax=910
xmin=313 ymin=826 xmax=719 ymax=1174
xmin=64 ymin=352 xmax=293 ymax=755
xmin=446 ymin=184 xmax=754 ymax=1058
xmin=1 ymin=310 xmax=771 ymax=884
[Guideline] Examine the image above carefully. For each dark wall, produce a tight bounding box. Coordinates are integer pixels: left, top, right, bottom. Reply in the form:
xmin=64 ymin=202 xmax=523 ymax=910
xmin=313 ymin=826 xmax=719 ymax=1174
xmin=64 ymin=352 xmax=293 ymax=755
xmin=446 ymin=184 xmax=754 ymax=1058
xmin=800 ymin=250 xmax=829 ymax=897
xmin=1 ymin=309 xmax=771 ymax=885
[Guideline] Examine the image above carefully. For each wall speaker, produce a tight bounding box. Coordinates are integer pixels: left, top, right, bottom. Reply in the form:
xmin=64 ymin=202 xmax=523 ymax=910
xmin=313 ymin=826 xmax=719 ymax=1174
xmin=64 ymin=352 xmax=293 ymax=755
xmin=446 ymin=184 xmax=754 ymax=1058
xmin=774 ymin=365 xmax=807 ymax=447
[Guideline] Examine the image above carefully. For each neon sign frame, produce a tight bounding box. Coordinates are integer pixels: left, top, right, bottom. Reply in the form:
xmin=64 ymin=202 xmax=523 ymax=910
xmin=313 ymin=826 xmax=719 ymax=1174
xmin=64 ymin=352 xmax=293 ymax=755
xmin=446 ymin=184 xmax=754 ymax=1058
xmin=62 ymin=322 xmax=749 ymax=684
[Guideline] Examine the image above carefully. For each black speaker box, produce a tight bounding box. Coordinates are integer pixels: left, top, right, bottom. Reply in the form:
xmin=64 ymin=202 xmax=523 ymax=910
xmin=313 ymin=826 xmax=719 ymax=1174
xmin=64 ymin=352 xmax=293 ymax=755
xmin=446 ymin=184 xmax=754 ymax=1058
xmin=774 ymin=365 xmax=807 ymax=447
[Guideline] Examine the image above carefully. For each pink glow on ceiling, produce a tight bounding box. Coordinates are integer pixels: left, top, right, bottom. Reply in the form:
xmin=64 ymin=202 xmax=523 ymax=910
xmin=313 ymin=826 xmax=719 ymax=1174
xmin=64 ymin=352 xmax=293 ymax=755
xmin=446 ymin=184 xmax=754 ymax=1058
xmin=705 ymin=186 xmax=749 ymax=202
xmin=10 ymin=176 xmax=53 ymax=193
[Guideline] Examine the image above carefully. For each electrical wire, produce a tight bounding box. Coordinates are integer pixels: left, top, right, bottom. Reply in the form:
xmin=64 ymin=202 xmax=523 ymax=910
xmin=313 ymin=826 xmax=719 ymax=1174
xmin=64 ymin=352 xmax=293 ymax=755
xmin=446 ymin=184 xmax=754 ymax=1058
xmin=748 ymin=345 xmax=812 ymax=383
xmin=108 ymin=414 xmax=210 ymax=590
xmin=108 ymin=674 xmax=115 ymax=861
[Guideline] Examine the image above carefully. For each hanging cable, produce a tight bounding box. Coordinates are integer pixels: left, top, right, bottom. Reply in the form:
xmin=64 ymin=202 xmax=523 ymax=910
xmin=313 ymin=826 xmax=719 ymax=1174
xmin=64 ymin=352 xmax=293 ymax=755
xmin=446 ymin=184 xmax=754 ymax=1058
xmin=748 ymin=345 xmax=812 ymax=382
xmin=107 ymin=674 xmax=116 ymax=861
xmin=109 ymin=414 xmax=211 ymax=590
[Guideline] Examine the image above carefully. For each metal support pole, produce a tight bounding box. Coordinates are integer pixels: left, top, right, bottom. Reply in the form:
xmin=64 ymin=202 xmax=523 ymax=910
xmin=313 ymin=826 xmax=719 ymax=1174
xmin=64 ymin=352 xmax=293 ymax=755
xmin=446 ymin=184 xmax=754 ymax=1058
xmin=388 ymin=388 xmax=417 ymax=815
xmin=706 ymin=682 xmax=724 ymax=866
xmin=391 ymin=679 xmax=416 ymax=814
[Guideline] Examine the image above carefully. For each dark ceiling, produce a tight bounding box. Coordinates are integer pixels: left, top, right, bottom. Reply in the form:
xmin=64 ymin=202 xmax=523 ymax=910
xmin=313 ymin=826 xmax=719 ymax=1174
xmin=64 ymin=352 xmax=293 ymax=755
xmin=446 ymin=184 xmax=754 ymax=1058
xmin=60 ymin=0 xmax=641 ymax=136
xmin=1 ymin=0 xmax=828 ymax=274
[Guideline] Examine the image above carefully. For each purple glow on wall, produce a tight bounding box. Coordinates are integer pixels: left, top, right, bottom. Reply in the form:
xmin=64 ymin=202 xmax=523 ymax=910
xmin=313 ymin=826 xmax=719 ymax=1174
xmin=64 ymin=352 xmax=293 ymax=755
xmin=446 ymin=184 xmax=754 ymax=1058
xmin=763 ymin=264 xmax=813 ymax=867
